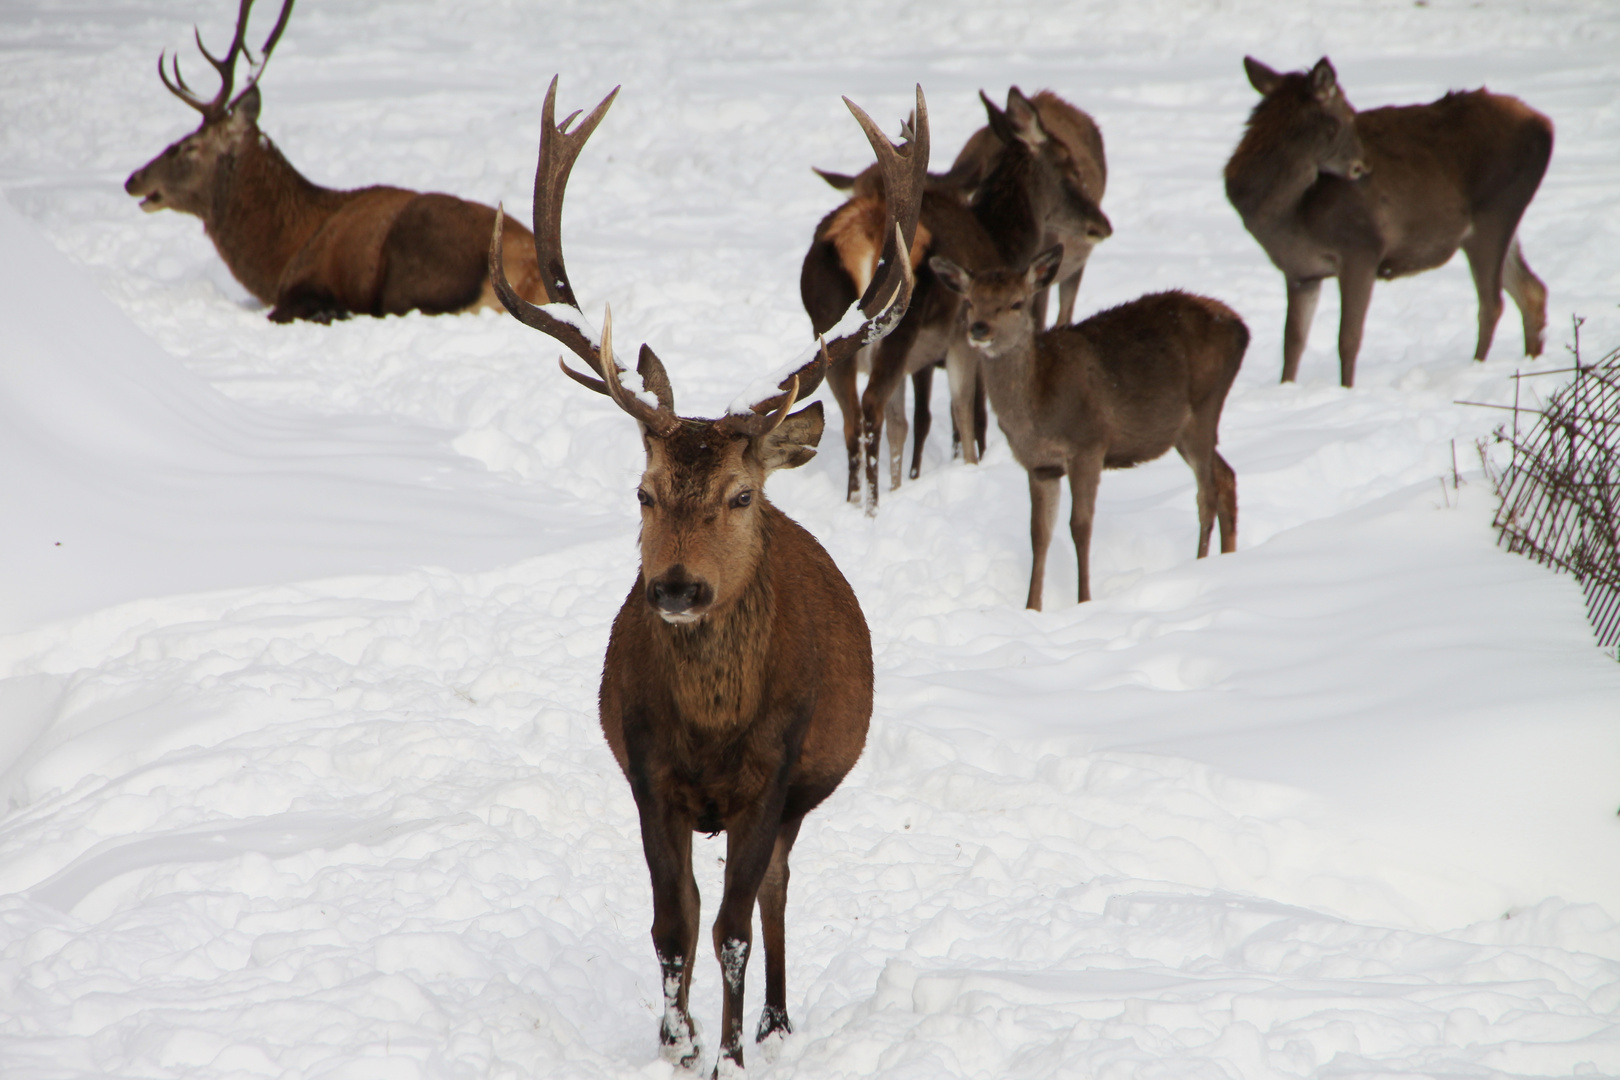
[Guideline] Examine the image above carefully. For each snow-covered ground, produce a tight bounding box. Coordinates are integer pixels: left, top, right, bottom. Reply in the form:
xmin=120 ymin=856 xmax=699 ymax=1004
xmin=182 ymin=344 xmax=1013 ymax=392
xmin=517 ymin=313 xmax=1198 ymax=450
xmin=2 ymin=0 xmax=1619 ymax=1076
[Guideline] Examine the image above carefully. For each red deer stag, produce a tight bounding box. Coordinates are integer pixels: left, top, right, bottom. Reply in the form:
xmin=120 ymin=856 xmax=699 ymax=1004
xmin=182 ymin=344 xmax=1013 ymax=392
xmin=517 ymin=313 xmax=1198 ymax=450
xmin=489 ymin=78 xmax=926 ymax=1074
xmin=1225 ymin=56 xmax=1552 ymax=388
xmin=803 ymin=87 xmax=1111 ymax=512
xmin=124 ymin=0 xmax=545 ymax=323
xmin=932 ymin=247 xmax=1246 ymax=609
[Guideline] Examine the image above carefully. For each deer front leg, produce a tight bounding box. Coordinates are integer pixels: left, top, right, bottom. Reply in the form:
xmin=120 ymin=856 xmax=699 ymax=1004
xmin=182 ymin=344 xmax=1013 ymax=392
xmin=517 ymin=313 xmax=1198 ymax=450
xmin=1336 ymin=261 xmax=1377 ymax=389
xmin=713 ymin=762 xmax=799 ymax=1074
xmin=1055 ymin=269 xmax=1083 ymax=327
xmin=885 ymin=381 xmax=908 ymax=492
xmin=1067 ymin=454 xmax=1104 ymax=604
xmin=632 ymin=788 xmax=702 ymax=1069
xmin=860 ymin=340 xmax=910 ymax=515
xmin=945 ymin=341 xmax=981 ymax=465
xmin=1281 ymin=276 xmax=1321 ymax=383
xmin=908 ymin=365 xmax=934 ymax=481
xmin=827 ymin=352 xmax=862 ymax=504
xmin=1026 ymin=466 xmax=1064 ymax=610
xmin=755 ymin=816 xmax=805 ymax=1048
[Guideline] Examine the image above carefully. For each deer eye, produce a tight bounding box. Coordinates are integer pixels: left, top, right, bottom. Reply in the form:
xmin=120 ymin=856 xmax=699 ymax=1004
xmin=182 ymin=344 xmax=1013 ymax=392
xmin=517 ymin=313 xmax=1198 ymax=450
xmin=730 ymin=490 xmax=753 ymax=509
xmin=637 ymin=489 xmax=653 ymax=507
xmin=1010 ymin=301 xmax=1024 ymax=311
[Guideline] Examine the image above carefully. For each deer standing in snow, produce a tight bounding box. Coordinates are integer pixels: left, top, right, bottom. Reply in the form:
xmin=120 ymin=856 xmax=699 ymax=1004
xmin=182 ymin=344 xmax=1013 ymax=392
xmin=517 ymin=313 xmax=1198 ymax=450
xmin=1225 ymin=56 xmax=1552 ymax=387
xmin=932 ymin=247 xmax=1247 ymax=609
xmin=490 ymin=78 xmax=927 ymax=1075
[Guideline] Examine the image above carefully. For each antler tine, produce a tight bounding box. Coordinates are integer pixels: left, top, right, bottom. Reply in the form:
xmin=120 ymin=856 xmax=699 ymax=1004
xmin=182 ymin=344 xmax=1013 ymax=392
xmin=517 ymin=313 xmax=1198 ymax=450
xmin=235 ymin=0 xmax=296 ymax=106
xmin=159 ymin=0 xmax=279 ymax=119
xmin=597 ymin=304 xmax=678 ymax=433
xmin=820 ymin=85 xmax=930 ymax=368
xmin=489 ymin=202 xmax=603 ymax=379
xmin=534 ymin=75 xmax=620 ymax=310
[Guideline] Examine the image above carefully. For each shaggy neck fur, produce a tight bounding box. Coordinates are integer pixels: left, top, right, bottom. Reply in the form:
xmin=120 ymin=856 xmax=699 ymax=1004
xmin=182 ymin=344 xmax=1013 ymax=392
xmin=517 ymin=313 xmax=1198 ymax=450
xmin=1224 ymin=85 xmax=1330 ymax=226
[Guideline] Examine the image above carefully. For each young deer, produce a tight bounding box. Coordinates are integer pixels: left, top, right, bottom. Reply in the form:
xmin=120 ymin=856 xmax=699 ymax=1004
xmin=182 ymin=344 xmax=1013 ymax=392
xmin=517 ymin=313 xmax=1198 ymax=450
xmin=125 ymin=0 xmax=545 ymax=322
xmin=933 ymin=247 xmax=1247 ymax=609
xmin=802 ymin=88 xmax=1111 ymax=512
xmin=1225 ymin=56 xmax=1552 ymax=387
xmin=490 ymin=79 xmax=926 ymax=1076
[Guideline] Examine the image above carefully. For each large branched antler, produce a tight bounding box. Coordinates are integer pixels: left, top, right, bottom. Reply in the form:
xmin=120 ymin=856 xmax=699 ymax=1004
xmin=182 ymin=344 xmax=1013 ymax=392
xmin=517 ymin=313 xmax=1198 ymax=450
xmin=491 ymin=79 xmax=928 ymax=432
xmin=159 ymin=0 xmax=295 ymax=120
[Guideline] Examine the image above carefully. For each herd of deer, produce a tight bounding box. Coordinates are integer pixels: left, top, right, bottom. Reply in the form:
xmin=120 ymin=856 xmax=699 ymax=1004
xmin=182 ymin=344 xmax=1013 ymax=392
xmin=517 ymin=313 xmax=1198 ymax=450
xmin=122 ymin=1 xmax=1555 ymax=1073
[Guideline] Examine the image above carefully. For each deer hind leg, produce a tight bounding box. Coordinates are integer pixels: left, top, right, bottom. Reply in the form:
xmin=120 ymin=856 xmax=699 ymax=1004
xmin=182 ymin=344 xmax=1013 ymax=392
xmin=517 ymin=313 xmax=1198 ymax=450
xmin=1066 ymin=456 xmax=1104 ymax=605
xmin=755 ymin=816 xmax=805 ymax=1048
xmin=828 ymin=351 xmax=863 ymax=505
xmin=1213 ymin=450 xmax=1238 ymax=554
xmin=945 ymin=341 xmax=982 ymax=465
xmin=861 ymin=330 xmax=915 ymax=515
xmin=1281 ymin=277 xmax=1322 ymax=383
xmin=908 ymin=365 xmax=934 ymax=481
xmin=1026 ymin=466 xmax=1064 ymax=611
xmin=885 ymin=382 xmax=908 ymax=492
xmin=1502 ymin=237 xmax=1547 ymax=358
xmin=1462 ymin=227 xmax=1515 ymax=363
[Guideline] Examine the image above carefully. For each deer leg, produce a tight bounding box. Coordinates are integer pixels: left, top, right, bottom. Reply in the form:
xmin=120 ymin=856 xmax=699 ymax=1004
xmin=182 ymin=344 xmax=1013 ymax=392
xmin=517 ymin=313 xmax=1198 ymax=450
xmin=909 ymin=365 xmax=934 ymax=480
xmin=1067 ymin=457 xmax=1104 ymax=604
xmin=1026 ymin=466 xmax=1064 ymax=610
xmin=1502 ymin=238 xmax=1547 ymax=358
xmin=828 ymin=352 xmax=862 ymax=505
xmin=885 ymin=381 xmax=908 ymax=492
xmin=636 ymin=802 xmax=702 ymax=1069
xmin=1031 ymin=285 xmax=1051 ymax=332
xmin=1176 ymin=436 xmax=1219 ymax=559
xmin=945 ymin=341 xmax=982 ymax=465
xmin=755 ymin=815 xmax=805 ymax=1047
xmin=1055 ymin=269 xmax=1083 ymax=327
xmin=974 ymin=365 xmax=988 ymax=459
xmin=861 ymin=335 xmax=912 ymax=515
xmin=714 ymin=765 xmax=799 ymax=1074
xmin=1461 ymin=230 xmax=1511 ymax=363
xmin=1281 ymin=276 xmax=1321 ymax=383
xmin=1336 ymin=262 xmax=1377 ymax=389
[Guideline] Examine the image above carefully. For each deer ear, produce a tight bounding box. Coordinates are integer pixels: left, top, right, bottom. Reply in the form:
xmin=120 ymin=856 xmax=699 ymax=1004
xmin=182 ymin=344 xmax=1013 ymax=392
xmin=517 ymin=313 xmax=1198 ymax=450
xmin=757 ymin=401 xmax=823 ymax=473
xmin=980 ymin=89 xmax=1017 ymax=145
xmin=1243 ymin=56 xmax=1282 ymax=95
xmin=929 ymin=255 xmax=971 ymax=296
xmin=1309 ymin=58 xmax=1339 ymax=101
xmin=1004 ymin=87 xmax=1048 ymax=148
xmin=231 ymin=84 xmax=262 ymax=126
xmin=1029 ymin=245 xmax=1064 ymax=291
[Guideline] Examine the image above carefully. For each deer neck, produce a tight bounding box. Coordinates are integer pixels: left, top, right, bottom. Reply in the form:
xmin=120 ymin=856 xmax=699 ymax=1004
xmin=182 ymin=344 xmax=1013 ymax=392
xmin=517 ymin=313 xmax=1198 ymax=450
xmin=971 ymin=148 xmax=1042 ymax=267
xmin=203 ymin=133 xmax=346 ymax=304
xmin=1224 ymin=122 xmax=1326 ymax=231
xmin=975 ymin=323 xmax=1044 ymax=451
xmin=652 ymin=524 xmax=776 ymax=734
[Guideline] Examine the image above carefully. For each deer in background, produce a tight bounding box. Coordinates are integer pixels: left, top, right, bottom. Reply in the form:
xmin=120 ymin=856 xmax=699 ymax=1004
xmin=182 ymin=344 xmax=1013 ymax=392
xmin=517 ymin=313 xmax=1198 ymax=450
xmin=125 ymin=0 xmax=546 ymax=323
xmin=932 ymin=246 xmax=1246 ymax=609
xmin=802 ymin=87 xmax=1112 ymax=512
xmin=489 ymin=78 xmax=927 ymax=1075
xmin=1225 ymin=56 xmax=1552 ymax=388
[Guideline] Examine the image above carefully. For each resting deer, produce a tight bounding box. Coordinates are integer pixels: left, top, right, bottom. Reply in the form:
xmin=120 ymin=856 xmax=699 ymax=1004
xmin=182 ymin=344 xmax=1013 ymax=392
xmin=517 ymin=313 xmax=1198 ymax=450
xmin=1225 ymin=56 xmax=1552 ymax=387
xmin=802 ymin=87 xmax=1111 ymax=512
xmin=932 ymin=247 xmax=1246 ymax=609
xmin=124 ymin=0 xmax=545 ymax=323
xmin=489 ymin=78 xmax=926 ymax=1075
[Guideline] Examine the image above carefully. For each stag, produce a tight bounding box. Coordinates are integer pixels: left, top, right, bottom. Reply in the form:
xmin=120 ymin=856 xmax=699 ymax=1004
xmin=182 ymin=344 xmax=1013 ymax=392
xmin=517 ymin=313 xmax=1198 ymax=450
xmin=1225 ymin=56 xmax=1552 ymax=387
xmin=125 ymin=0 xmax=546 ymax=322
xmin=489 ymin=78 xmax=926 ymax=1074
xmin=933 ymin=247 xmax=1247 ymax=609
xmin=802 ymin=87 xmax=1111 ymax=511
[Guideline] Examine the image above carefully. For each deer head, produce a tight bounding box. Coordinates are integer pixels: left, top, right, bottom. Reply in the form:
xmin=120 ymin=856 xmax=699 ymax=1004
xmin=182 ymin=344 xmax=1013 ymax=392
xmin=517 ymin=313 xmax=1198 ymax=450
xmin=981 ymin=87 xmax=1113 ymax=247
xmin=125 ymin=0 xmax=294 ymax=216
xmin=931 ymin=244 xmax=1064 ymax=361
xmin=1243 ymin=56 xmax=1370 ymax=182
xmin=489 ymin=78 xmax=929 ymax=624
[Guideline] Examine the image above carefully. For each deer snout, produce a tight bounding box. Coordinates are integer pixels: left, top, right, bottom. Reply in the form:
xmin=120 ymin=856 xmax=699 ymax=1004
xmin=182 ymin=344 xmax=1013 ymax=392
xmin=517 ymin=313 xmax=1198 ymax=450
xmin=647 ymin=567 xmax=714 ymax=623
xmin=125 ymin=169 xmax=163 ymax=211
xmin=969 ymin=320 xmax=993 ymax=343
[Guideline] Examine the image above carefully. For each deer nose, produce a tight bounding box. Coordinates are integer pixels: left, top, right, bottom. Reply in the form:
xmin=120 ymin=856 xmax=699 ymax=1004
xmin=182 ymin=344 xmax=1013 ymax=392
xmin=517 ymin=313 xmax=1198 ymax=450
xmin=969 ymin=321 xmax=992 ymax=342
xmin=647 ymin=568 xmax=712 ymax=617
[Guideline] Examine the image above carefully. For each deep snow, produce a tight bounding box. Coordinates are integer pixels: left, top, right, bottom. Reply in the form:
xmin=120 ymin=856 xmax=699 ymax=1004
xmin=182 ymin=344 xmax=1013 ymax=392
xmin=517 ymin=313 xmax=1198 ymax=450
xmin=2 ymin=0 xmax=1619 ymax=1077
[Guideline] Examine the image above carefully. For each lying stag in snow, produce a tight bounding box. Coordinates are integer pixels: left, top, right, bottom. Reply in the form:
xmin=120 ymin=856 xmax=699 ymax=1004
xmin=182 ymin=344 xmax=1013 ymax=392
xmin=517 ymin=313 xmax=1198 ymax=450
xmin=125 ymin=0 xmax=545 ymax=323
xmin=933 ymin=247 xmax=1246 ymax=609
xmin=1225 ymin=56 xmax=1552 ymax=387
xmin=489 ymin=78 xmax=926 ymax=1075
xmin=802 ymin=87 xmax=1111 ymax=511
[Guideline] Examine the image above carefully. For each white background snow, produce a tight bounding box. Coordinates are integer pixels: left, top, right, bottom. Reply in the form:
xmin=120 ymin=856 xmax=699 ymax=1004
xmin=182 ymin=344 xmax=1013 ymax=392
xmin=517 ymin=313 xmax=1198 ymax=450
xmin=2 ymin=0 xmax=1619 ymax=1076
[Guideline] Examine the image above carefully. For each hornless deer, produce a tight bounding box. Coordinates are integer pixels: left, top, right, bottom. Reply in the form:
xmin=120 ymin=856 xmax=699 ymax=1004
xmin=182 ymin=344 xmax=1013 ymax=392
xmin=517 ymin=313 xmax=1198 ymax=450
xmin=1225 ymin=56 xmax=1552 ymax=388
xmin=932 ymin=247 xmax=1247 ymax=610
xmin=124 ymin=0 xmax=545 ymax=323
xmin=489 ymin=78 xmax=926 ymax=1075
xmin=802 ymin=87 xmax=1111 ymax=512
